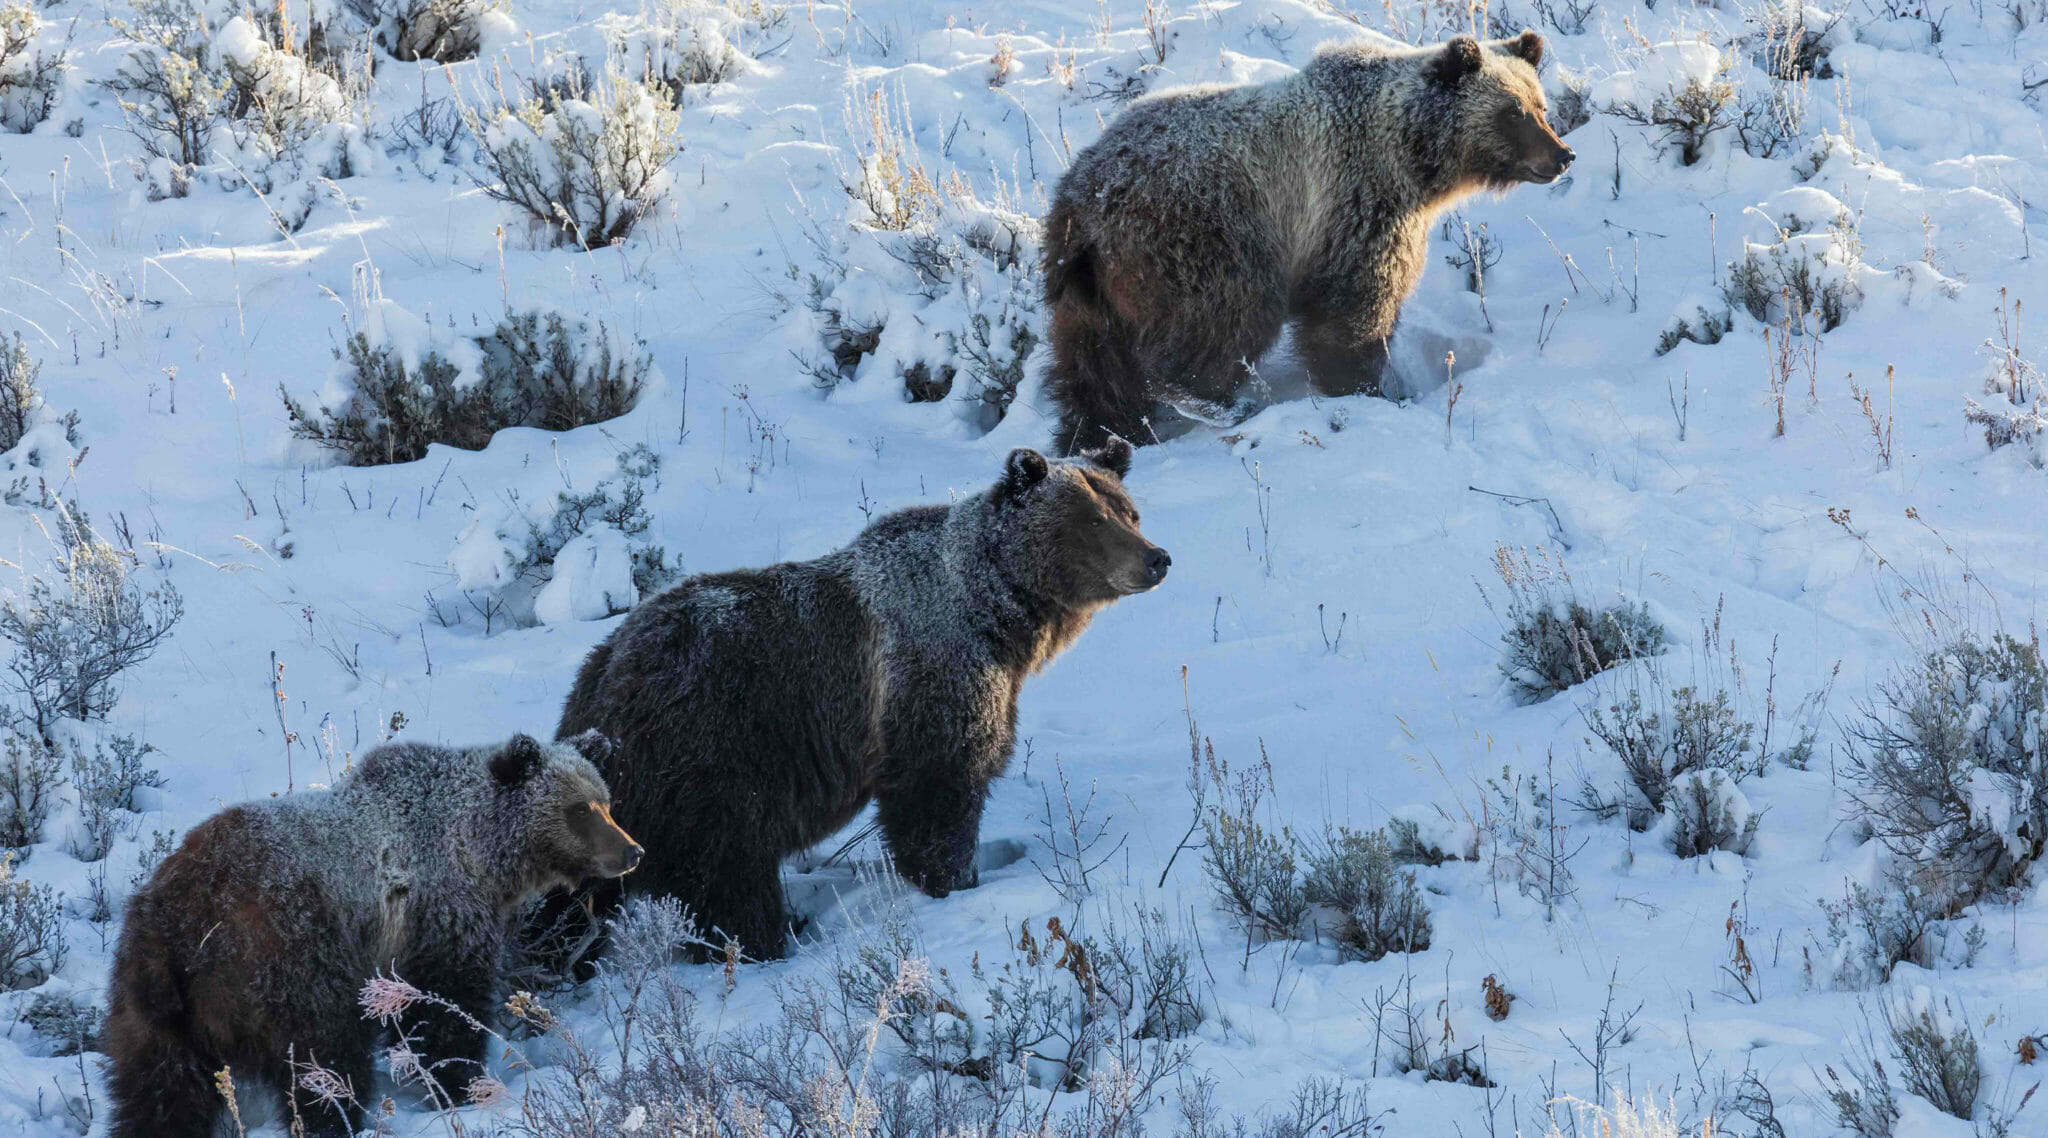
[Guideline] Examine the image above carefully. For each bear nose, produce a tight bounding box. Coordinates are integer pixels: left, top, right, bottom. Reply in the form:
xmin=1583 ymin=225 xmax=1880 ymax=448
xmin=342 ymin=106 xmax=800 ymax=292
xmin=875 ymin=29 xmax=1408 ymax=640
xmin=1557 ymin=146 xmax=1576 ymax=170
xmin=622 ymin=844 xmax=644 ymax=872
xmin=1145 ymin=547 xmax=1171 ymax=582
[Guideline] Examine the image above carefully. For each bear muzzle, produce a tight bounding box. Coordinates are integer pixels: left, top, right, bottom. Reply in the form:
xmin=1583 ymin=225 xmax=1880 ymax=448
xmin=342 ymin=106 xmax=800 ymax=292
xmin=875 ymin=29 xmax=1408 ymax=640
xmin=1143 ymin=547 xmax=1172 ymax=586
xmin=1524 ymin=145 xmax=1574 ymax=184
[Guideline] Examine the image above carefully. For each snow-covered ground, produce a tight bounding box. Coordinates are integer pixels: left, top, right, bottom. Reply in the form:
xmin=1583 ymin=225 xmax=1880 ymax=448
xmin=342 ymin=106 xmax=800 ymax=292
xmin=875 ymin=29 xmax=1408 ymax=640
xmin=4 ymin=0 xmax=2048 ymax=1132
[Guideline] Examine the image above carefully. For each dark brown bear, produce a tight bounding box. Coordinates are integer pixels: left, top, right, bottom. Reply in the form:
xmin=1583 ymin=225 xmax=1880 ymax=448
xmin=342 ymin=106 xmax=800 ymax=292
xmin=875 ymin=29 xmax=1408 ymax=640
xmin=102 ymin=734 xmax=640 ymax=1138
xmin=552 ymin=441 xmax=1166 ymax=960
xmin=1044 ymin=31 xmax=1572 ymax=451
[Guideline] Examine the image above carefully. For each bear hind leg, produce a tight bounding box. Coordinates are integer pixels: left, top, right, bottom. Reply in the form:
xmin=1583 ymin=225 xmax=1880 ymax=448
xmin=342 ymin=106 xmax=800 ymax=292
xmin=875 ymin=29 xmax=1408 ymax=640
xmin=103 ymin=1019 xmax=222 ymax=1138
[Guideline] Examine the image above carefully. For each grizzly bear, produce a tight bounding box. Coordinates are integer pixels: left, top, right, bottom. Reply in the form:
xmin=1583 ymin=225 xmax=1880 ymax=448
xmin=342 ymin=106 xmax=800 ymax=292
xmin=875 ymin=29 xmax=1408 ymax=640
xmin=552 ymin=441 xmax=1166 ymax=960
xmin=102 ymin=733 xmax=640 ymax=1138
xmin=1044 ymin=31 xmax=1573 ymax=451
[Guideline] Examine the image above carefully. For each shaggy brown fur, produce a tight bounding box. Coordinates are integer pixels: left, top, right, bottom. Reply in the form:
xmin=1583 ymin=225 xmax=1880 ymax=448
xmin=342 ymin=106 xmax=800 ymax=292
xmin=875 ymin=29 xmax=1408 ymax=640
xmin=546 ymin=442 xmax=1166 ymax=962
xmin=1044 ymin=31 xmax=1571 ymax=451
xmin=102 ymin=735 xmax=639 ymax=1138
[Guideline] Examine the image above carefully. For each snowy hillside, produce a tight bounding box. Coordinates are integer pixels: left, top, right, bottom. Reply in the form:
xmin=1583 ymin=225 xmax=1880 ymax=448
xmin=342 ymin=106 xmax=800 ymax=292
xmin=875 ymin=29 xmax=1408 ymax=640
xmin=3 ymin=0 xmax=2048 ymax=1132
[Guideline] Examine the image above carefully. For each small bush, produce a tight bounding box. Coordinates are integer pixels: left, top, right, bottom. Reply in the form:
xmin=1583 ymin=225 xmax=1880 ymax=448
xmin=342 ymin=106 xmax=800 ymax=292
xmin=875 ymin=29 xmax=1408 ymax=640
xmin=283 ymin=307 xmax=648 ymax=465
xmin=1584 ymin=668 xmax=1757 ymax=828
xmin=67 ymin=733 xmax=160 ymax=861
xmin=1845 ymin=632 xmax=2048 ymax=910
xmin=1655 ymin=304 xmax=1732 ymax=355
xmin=0 ymin=851 xmax=65 ymax=989
xmin=1482 ymin=544 xmax=1666 ymax=702
xmin=468 ymin=69 xmax=681 ymax=249
xmin=1200 ymin=745 xmax=1308 ymax=942
xmin=344 ymin=0 xmax=496 ymax=61
xmin=0 ymin=727 xmax=62 ymax=848
xmin=1662 ymin=768 xmax=1759 ymax=858
xmin=1601 ymin=45 xmax=1737 ymax=167
xmin=1300 ymin=827 xmax=1432 ymax=961
xmin=0 ymin=2 xmax=66 ymax=134
xmin=23 ymin=989 xmax=102 ymax=1055
xmin=214 ymin=15 xmax=367 ymax=189
xmin=1809 ymin=877 xmax=1982 ymax=991
xmin=0 ymin=512 xmax=184 ymax=739
xmin=1724 ymin=209 xmax=1865 ymax=332
xmin=104 ymin=0 xmax=234 ymax=171
xmin=449 ymin=444 xmax=677 ymax=629
xmin=1823 ymin=994 xmax=1987 ymax=1136
xmin=1966 ymin=291 xmax=2048 ymax=465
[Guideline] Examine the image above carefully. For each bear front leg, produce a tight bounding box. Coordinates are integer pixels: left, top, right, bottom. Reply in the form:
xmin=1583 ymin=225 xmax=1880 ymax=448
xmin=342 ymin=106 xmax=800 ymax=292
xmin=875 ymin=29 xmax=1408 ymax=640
xmin=400 ymin=947 xmax=501 ymax=1104
xmin=689 ymin=856 xmax=792 ymax=961
xmin=877 ymin=776 xmax=989 ymax=898
xmin=1293 ymin=221 xmax=1430 ymax=399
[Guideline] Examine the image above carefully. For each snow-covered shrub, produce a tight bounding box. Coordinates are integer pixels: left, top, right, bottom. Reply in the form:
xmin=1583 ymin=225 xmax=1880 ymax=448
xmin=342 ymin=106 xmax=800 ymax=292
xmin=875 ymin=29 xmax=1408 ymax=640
xmin=625 ymin=0 xmax=783 ymax=98
xmin=1965 ymin=292 xmax=2047 ymax=464
xmin=0 ymin=851 xmax=65 ymax=989
xmin=1844 ymin=632 xmax=2048 ymax=910
xmin=467 ymin=68 xmax=680 ymax=248
xmin=1725 ymin=192 xmax=1869 ymax=331
xmin=1300 ymin=827 xmax=1432 ymax=961
xmin=104 ymin=0 xmax=233 ymax=172
xmin=1655 ymin=302 xmax=1732 ymax=355
xmin=22 ymin=990 xmax=102 ymax=1055
xmin=214 ymin=15 xmax=369 ymax=188
xmin=1482 ymin=761 xmax=1583 ymax=921
xmin=1661 ymin=768 xmax=1759 ymax=857
xmin=1732 ymin=70 xmax=1808 ymax=159
xmin=1363 ymin=975 xmax=1490 ymax=1085
xmin=1822 ymin=993 xmax=1985 ymax=1135
xmin=0 ymin=2 xmax=66 ymax=133
xmin=0 ymin=512 xmax=184 ymax=740
xmin=1810 ymin=878 xmax=1983 ymax=990
xmin=1746 ymin=0 xmax=1840 ymax=79
xmin=1200 ymin=747 xmax=1308 ymax=941
xmin=448 ymin=445 xmax=676 ymax=630
xmin=784 ymin=96 xmax=1043 ymax=432
xmin=283 ymin=303 xmax=650 ymax=465
xmin=1543 ymin=1094 xmax=1696 ymax=1138
xmin=1596 ymin=42 xmax=1738 ymax=167
xmin=1583 ymin=662 xmax=1758 ymax=829
xmin=1545 ymin=64 xmax=1592 ymax=137
xmin=343 ymin=0 xmax=498 ymax=61
xmin=1480 ymin=544 xmax=1666 ymax=702
xmin=0 ymin=727 xmax=61 ymax=848
xmin=66 ymin=733 xmax=159 ymax=862
xmin=0 ymin=334 xmax=76 ymax=455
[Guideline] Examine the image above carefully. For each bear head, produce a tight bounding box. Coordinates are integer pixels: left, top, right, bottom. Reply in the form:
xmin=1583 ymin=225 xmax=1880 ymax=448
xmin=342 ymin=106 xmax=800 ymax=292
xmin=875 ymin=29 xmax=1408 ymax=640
xmin=1425 ymin=30 xmax=1575 ymax=188
xmin=491 ymin=732 xmax=644 ymax=891
xmin=996 ymin=438 xmax=1171 ymax=606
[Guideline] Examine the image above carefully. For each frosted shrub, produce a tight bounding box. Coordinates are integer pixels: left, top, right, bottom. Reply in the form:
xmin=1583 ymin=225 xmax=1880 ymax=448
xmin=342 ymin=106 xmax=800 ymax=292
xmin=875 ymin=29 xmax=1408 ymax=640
xmin=0 ymin=333 xmax=73 ymax=454
xmin=104 ymin=0 xmax=233 ymax=173
xmin=1965 ymin=291 xmax=2048 ymax=464
xmin=0 ymin=852 xmax=65 ymax=989
xmin=1586 ymin=680 xmax=1756 ymax=826
xmin=448 ymin=445 xmax=677 ymax=630
xmin=1200 ymin=746 xmax=1308 ymax=942
xmin=0 ymin=2 xmax=66 ymax=133
xmin=0 ymin=512 xmax=184 ymax=740
xmin=214 ymin=15 xmax=368 ymax=188
xmin=468 ymin=69 xmax=681 ymax=248
xmin=1300 ymin=827 xmax=1432 ymax=961
xmin=1481 ymin=544 xmax=1666 ymax=702
xmin=1597 ymin=42 xmax=1738 ymax=167
xmin=1845 ymin=632 xmax=2048 ymax=910
xmin=1725 ymin=207 xmax=1867 ymax=331
xmin=67 ymin=733 xmax=160 ymax=862
xmin=0 ymin=727 xmax=62 ymax=848
xmin=23 ymin=990 xmax=102 ymax=1055
xmin=1661 ymin=768 xmax=1759 ymax=858
xmin=1822 ymin=994 xmax=1987 ymax=1136
xmin=344 ymin=0 xmax=497 ymax=61
xmin=629 ymin=0 xmax=784 ymax=98
xmin=283 ymin=305 xmax=649 ymax=465
xmin=1811 ymin=878 xmax=1982 ymax=990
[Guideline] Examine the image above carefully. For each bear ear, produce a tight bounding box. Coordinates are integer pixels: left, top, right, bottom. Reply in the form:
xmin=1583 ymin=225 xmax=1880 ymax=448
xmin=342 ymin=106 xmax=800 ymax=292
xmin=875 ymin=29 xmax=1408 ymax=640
xmin=1083 ymin=437 xmax=1134 ymax=479
xmin=491 ymin=734 xmax=546 ymax=787
xmin=1429 ymin=35 xmax=1483 ymax=85
xmin=563 ymin=729 xmax=614 ymax=765
xmin=1511 ymin=29 xmax=1544 ymax=67
xmin=1002 ymin=448 xmax=1050 ymax=499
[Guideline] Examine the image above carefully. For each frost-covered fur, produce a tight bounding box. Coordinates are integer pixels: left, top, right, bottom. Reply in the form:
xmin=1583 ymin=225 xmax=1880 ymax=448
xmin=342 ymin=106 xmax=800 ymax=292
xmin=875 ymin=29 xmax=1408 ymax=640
xmin=102 ymin=734 xmax=639 ymax=1138
xmin=1044 ymin=32 xmax=1571 ymax=450
xmin=553 ymin=441 xmax=1168 ymax=959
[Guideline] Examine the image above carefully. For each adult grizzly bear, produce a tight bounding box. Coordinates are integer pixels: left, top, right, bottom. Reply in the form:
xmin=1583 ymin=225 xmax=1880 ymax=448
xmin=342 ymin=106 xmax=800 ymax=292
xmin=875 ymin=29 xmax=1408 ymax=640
xmin=554 ymin=441 xmax=1166 ymax=960
xmin=1044 ymin=31 xmax=1573 ymax=450
xmin=103 ymin=733 xmax=640 ymax=1138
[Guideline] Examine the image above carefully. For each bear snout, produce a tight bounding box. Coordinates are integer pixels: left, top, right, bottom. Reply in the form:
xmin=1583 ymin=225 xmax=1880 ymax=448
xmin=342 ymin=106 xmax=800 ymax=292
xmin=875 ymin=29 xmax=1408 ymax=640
xmin=620 ymin=843 xmax=645 ymax=875
xmin=1144 ymin=547 xmax=1172 ymax=585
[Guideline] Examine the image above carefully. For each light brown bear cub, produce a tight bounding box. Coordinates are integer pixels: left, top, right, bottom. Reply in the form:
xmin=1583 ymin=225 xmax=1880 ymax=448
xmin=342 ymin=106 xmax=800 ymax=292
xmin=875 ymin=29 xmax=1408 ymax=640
xmin=1045 ymin=31 xmax=1572 ymax=450
xmin=103 ymin=733 xmax=640 ymax=1138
